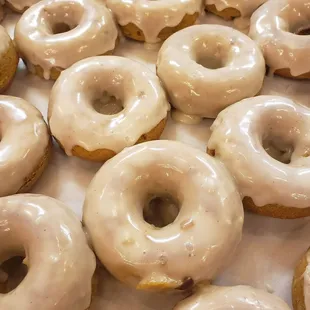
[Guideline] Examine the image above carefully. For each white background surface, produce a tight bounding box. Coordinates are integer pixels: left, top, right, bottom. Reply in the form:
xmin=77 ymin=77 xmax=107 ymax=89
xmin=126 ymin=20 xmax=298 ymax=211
xmin=2 ymin=8 xmax=310 ymax=309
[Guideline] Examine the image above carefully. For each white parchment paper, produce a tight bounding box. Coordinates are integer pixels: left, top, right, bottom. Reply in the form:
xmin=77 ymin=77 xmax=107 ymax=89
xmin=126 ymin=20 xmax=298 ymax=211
xmin=2 ymin=9 xmax=310 ymax=309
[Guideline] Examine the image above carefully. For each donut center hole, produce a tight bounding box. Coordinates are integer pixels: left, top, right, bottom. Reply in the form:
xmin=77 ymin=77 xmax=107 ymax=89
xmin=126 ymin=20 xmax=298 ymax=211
xmin=263 ymin=136 xmax=294 ymax=164
xmin=92 ymin=91 xmax=124 ymax=115
xmin=143 ymin=195 xmax=180 ymax=228
xmin=52 ymin=22 xmax=77 ymax=34
xmin=295 ymin=25 xmax=310 ymax=36
xmin=0 ymin=255 xmax=28 ymax=293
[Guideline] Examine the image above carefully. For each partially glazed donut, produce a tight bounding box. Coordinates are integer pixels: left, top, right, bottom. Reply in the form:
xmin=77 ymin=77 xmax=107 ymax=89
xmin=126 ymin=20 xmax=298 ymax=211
xmin=48 ymin=56 xmax=170 ymax=162
xmin=174 ymin=285 xmax=290 ymax=309
xmin=205 ymin=0 xmax=267 ymax=20
xmin=157 ymin=24 xmax=265 ymax=123
xmin=15 ymin=0 xmax=118 ymax=80
xmin=5 ymin=0 xmax=39 ymax=12
xmin=0 ymin=96 xmax=51 ymax=197
xmin=0 ymin=26 xmax=18 ymax=93
xmin=83 ymin=140 xmax=244 ymax=291
xmin=249 ymin=0 xmax=310 ymax=79
xmin=0 ymin=194 xmax=96 ymax=310
xmin=207 ymin=96 xmax=310 ymax=219
xmin=106 ymin=0 xmax=202 ymax=43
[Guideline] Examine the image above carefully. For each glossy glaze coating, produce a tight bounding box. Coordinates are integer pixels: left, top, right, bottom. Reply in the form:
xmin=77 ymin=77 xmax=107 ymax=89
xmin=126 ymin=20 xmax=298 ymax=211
xmin=49 ymin=56 xmax=170 ymax=155
xmin=174 ymin=285 xmax=291 ymax=309
xmin=208 ymin=95 xmax=310 ymax=209
xmin=157 ymin=24 xmax=265 ymax=121
xmin=15 ymin=0 xmax=118 ymax=80
xmin=106 ymin=0 xmax=202 ymax=43
xmin=6 ymin=0 xmax=39 ymax=11
xmin=249 ymin=0 xmax=310 ymax=77
xmin=0 ymin=96 xmax=50 ymax=197
xmin=83 ymin=140 xmax=244 ymax=290
xmin=205 ymin=0 xmax=267 ymax=17
xmin=0 ymin=194 xmax=96 ymax=310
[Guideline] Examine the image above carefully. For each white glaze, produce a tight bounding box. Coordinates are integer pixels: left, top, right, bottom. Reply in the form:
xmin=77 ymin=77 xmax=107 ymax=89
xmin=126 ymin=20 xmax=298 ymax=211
xmin=208 ymin=95 xmax=310 ymax=208
xmin=15 ymin=0 xmax=118 ymax=80
xmin=157 ymin=24 xmax=265 ymax=120
xmin=0 ymin=194 xmax=96 ymax=310
xmin=205 ymin=0 xmax=267 ymax=17
xmin=83 ymin=140 xmax=244 ymax=290
xmin=6 ymin=0 xmax=39 ymax=11
xmin=49 ymin=56 xmax=170 ymax=156
xmin=174 ymin=285 xmax=291 ymax=309
xmin=249 ymin=0 xmax=310 ymax=77
xmin=0 ymin=26 xmax=10 ymax=56
xmin=0 ymin=96 xmax=50 ymax=197
xmin=171 ymin=110 xmax=202 ymax=125
xmin=106 ymin=0 xmax=202 ymax=43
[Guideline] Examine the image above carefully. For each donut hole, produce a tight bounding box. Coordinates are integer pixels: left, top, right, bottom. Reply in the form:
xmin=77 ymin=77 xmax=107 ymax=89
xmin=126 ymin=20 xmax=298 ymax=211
xmin=262 ymin=135 xmax=294 ymax=164
xmin=0 ymin=254 xmax=28 ymax=293
xmin=193 ymin=37 xmax=229 ymax=69
xmin=295 ymin=25 xmax=310 ymax=36
xmin=52 ymin=22 xmax=77 ymax=34
xmin=92 ymin=91 xmax=124 ymax=115
xmin=143 ymin=194 xmax=180 ymax=228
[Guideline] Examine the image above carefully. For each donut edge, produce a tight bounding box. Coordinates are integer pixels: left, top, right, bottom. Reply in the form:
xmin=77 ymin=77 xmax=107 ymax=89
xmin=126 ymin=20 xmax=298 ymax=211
xmin=205 ymin=4 xmax=240 ymax=20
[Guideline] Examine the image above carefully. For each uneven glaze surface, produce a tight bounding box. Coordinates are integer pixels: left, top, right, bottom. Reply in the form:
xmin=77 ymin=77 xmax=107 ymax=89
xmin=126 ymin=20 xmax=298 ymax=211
xmin=49 ymin=56 xmax=170 ymax=155
xmin=249 ymin=0 xmax=310 ymax=77
xmin=0 ymin=194 xmax=96 ymax=310
xmin=106 ymin=0 xmax=202 ymax=43
xmin=6 ymin=0 xmax=39 ymax=11
xmin=157 ymin=24 xmax=265 ymax=119
xmin=174 ymin=285 xmax=291 ymax=309
xmin=15 ymin=0 xmax=118 ymax=79
xmin=0 ymin=25 xmax=10 ymax=55
xmin=83 ymin=140 xmax=244 ymax=290
xmin=208 ymin=95 xmax=310 ymax=209
xmin=0 ymin=96 xmax=50 ymax=197
xmin=205 ymin=0 xmax=267 ymax=17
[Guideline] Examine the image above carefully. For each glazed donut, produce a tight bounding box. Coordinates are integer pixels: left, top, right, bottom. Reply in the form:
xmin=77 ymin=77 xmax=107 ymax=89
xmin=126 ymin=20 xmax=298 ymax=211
xmin=14 ymin=0 xmax=118 ymax=80
xmin=207 ymin=95 xmax=310 ymax=219
xmin=293 ymin=247 xmax=310 ymax=310
xmin=48 ymin=56 xmax=170 ymax=162
xmin=83 ymin=140 xmax=244 ymax=291
xmin=0 ymin=26 xmax=18 ymax=93
xmin=174 ymin=285 xmax=291 ymax=309
xmin=205 ymin=0 xmax=267 ymax=20
xmin=157 ymin=24 xmax=265 ymax=123
xmin=106 ymin=0 xmax=202 ymax=43
xmin=5 ymin=0 xmax=39 ymax=12
xmin=249 ymin=0 xmax=310 ymax=79
xmin=0 ymin=194 xmax=96 ymax=309
xmin=0 ymin=96 xmax=51 ymax=197
xmin=0 ymin=1 xmax=4 ymax=21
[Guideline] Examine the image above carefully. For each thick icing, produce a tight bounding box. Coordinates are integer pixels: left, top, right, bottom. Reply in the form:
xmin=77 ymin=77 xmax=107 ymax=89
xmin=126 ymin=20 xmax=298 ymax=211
xmin=0 ymin=96 xmax=50 ymax=197
xmin=174 ymin=285 xmax=291 ymax=309
xmin=0 ymin=26 xmax=10 ymax=56
xmin=106 ymin=0 xmax=202 ymax=43
xmin=14 ymin=0 xmax=118 ymax=80
xmin=249 ymin=0 xmax=310 ymax=77
xmin=83 ymin=140 xmax=244 ymax=289
xmin=208 ymin=95 xmax=310 ymax=208
xmin=0 ymin=194 xmax=96 ymax=310
xmin=6 ymin=0 xmax=39 ymax=11
xmin=157 ymin=24 xmax=265 ymax=120
xmin=205 ymin=0 xmax=267 ymax=17
xmin=49 ymin=56 xmax=170 ymax=155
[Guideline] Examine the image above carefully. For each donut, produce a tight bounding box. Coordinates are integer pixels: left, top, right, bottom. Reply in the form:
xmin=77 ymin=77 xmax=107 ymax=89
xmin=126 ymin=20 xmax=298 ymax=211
xmin=293 ymin=248 xmax=310 ymax=310
xmin=249 ymin=0 xmax=310 ymax=79
xmin=205 ymin=0 xmax=267 ymax=20
xmin=0 ymin=96 xmax=51 ymax=197
xmin=207 ymin=95 xmax=310 ymax=219
xmin=106 ymin=0 xmax=202 ymax=43
xmin=0 ymin=26 xmax=19 ymax=93
xmin=14 ymin=0 xmax=118 ymax=80
xmin=157 ymin=24 xmax=265 ymax=123
xmin=48 ymin=56 xmax=170 ymax=162
xmin=0 ymin=194 xmax=96 ymax=309
xmin=5 ymin=0 xmax=39 ymax=12
xmin=0 ymin=2 xmax=4 ymax=21
xmin=83 ymin=140 xmax=244 ymax=291
xmin=174 ymin=285 xmax=291 ymax=309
